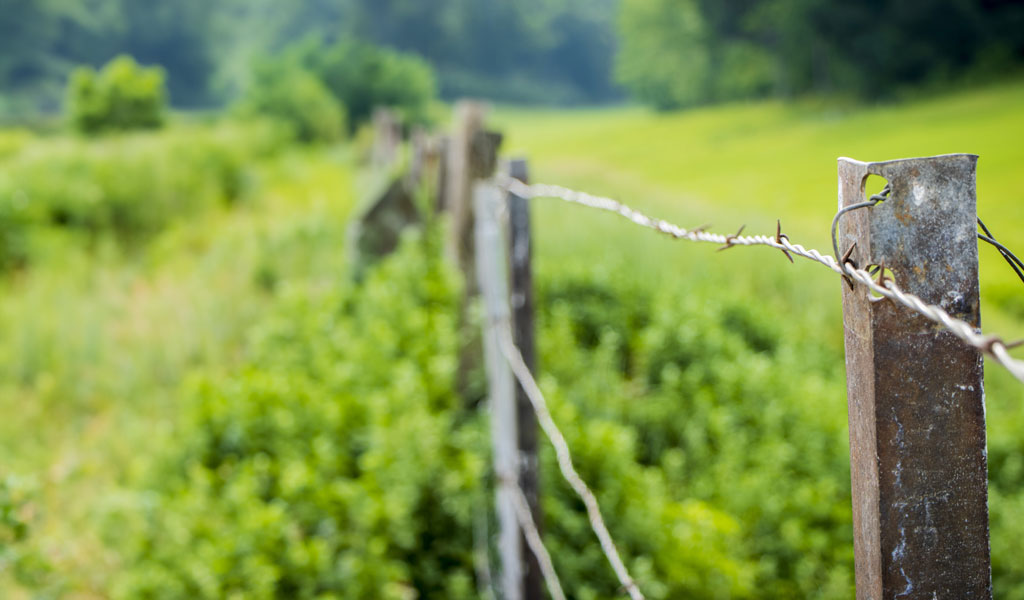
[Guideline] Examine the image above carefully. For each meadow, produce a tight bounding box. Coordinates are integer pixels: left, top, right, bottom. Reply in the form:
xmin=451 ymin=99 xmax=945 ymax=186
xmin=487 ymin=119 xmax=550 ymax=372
xmin=1 ymin=80 xmax=1023 ymax=598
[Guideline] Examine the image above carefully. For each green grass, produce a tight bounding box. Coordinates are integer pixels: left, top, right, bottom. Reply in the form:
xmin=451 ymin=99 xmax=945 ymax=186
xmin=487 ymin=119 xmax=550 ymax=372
xmin=495 ymin=78 xmax=1024 ymax=393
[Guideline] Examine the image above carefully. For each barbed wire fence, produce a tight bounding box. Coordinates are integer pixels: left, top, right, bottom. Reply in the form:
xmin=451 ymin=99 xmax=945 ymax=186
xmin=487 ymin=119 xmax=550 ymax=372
xmin=368 ymin=104 xmax=1023 ymax=598
xmin=497 ymin=177 xmax=1024 ymax=384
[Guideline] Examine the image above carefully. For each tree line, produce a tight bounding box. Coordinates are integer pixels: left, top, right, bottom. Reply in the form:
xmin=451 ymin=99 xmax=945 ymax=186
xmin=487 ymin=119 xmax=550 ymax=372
xmin=618 ymin=0 xmax=1024 ymax=108
xmin=1 ymin=0 xmax=1023 ymax=117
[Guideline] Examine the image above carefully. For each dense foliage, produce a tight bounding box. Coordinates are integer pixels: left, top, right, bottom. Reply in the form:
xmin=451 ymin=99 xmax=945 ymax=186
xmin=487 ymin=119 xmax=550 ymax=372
xmin=6 ymin=0 xmax=1024 ymax=114
xmin=0 ymin=0 xmax=219 ymax=114
xmin=0 ymin=123 xmax=282 ymax=270
xmin=294 ymin=40 xmax=437 ymax=129
xmin=103 ymin=214 xmax=862 ymax=597
xmin=0 ymin=0 xmax=618 ymax=115
xmin=616 ymin=0 xmax=1024 ymax=109
xmin=68 ymin=55 xmax=167 ymax=134
xmin=240 ymin=61 xmax=347 ymax=143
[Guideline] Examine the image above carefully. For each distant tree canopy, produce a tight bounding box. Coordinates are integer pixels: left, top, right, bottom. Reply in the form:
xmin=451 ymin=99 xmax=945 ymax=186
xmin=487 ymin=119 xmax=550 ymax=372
xmin=3 ymin=0 xmax=1024 ymax=117
xmin=0 ymin=0 xmax=218 ymax=115
xmin=616 ymin=0 xmax=1024 ymax=109
xmin=237 ymin=39 xmax=436 ymax=142
xmin=0 ymin=0 xmax=620 ymax=117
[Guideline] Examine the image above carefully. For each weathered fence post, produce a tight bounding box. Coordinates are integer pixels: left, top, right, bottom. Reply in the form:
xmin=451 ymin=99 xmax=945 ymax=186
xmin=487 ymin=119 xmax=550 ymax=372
xmin=475 ymin=180 xmax=523 ymax=600
xmin=446 ymin=101 xmax=503 ymax=401
xmin=435 ymin=135 xmax=450 ymax=213
xmin=445 ymin=101 xmax=502 ymax=284
xmin=838 ymin=155 xmax=991 ymax=599
xmin=371 ymin=107 xmax=401 ymax=169
xmin=506 ymin=158 xmax=543 ymax=600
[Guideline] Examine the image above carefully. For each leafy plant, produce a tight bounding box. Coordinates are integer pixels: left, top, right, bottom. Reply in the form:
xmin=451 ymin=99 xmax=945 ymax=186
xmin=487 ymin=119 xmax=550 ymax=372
xmin=67 ymin=55 xmax=167 ymax=134
xmin=0 ymin=121 xmax=283 ymax=270
xmin=239 ymin=61 xmax=347 ymax=144
xmin=297 ymin=40 xmax=437 ymax=130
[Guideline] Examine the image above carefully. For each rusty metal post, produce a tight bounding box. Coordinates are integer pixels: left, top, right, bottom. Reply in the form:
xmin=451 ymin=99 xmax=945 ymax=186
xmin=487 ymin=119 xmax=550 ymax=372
xmin=838 ymin=154 xmax=991 ymax=599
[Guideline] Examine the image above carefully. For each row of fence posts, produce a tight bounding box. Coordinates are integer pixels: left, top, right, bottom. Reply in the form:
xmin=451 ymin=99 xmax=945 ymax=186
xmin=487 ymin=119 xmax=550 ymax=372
xmin=360 ymin=102 xmax=544 ymax=600
xmin=364 ymin=101 xmax=993 ymax=599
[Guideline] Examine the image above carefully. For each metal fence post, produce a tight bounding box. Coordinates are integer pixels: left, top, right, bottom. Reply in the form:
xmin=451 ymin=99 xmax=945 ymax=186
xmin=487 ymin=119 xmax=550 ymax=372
xmin=475 ymin=180 xmax=523 ymax=600
xmin=838 ymin=154 xmax=991 ymax=599
xmin=506 ymin=158 xmax=543 ymax=600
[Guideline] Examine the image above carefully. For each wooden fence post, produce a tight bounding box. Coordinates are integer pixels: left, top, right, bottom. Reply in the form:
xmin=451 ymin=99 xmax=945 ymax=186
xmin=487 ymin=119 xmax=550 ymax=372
xmin=371 ymin=107 xmax=401 ymax=169
xmin=445 ymin=101 xmax=486 ymax=271
xmin=447 ymin=101 xmax=503 ymax=401
xmin=506 ymin=158 xmax=543 ymax=600
xmin=838 ymin=155 xmax=991 ymax=599
xmin=475 ymin=180 xmax=523 ymax=600
xmin=435 ymin=135 xmax=450 ymax=213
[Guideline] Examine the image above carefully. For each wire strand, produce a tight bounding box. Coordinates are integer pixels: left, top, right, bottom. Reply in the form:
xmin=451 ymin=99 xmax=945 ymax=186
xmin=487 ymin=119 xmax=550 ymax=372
xmin=504 ymin=478 xmax=568 ymax=600
xmin=496 ymin=324 xmax=647 ymax=600
xmin=497 ymin=176 xmax=1024 ymax=384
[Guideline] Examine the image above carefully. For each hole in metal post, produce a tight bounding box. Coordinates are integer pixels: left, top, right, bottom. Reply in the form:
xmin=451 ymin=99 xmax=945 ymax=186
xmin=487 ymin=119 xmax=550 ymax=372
xmin=863 ymin=174 xmax=890 ymax=203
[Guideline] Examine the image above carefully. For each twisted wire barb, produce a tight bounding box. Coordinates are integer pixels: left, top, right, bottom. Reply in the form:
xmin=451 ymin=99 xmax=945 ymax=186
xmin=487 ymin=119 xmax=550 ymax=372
xmin=496 ymin=324 xmax=647 ymax=600
xmin=498 ymin=177 xmax=1024 ymax=384
xmin=504 ymin=478 xmax=568 ymax=600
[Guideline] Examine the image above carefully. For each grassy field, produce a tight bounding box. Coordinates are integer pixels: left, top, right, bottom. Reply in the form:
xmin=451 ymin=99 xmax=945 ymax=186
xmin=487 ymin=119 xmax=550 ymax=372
xmin=495 ymin=78 xmax=1024 ymax=392
xmin=1 ymin=80 xmax=1023 ymax=597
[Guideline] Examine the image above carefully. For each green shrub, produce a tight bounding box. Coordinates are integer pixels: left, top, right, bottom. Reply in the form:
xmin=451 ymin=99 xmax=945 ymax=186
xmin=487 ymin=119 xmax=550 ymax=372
xmin=298 ymin=40 xmax=437 ymax=129
xmin=109 ymin=229 xmax=813 ymax=598
xmin=0 ymin=475 xmax=54 ymax=591
xmin=67 ymin=55 xmax=167 ymax=134
xmin=0 ymin=122 xmax=283 ymax=268
xmin=110 ymin=230 xmax=485 ymax=599
xmin=240 ymin=62 xmax=347 ymax=144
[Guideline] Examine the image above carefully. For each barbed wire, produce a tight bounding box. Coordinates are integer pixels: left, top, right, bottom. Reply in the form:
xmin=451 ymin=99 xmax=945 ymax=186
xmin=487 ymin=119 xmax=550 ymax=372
xmin=502 ymin=477 xmax=568 ymax=600
xmin=497 ymin=176 xmax=1024 ymax=385
xmin=978 ymin=218 xmax=1024 ymax=286
xmin=496 ymin=323 xmax=647 ymax=600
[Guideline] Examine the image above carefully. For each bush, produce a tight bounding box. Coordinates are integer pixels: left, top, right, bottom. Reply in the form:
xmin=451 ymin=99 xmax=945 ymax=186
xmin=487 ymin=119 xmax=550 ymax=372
xmin=0 ymin=121 xmax=283 ymax=268
xmin=110 ymin=230 xmax=485 ymax=598
xmin=109 ymin=229 xmax=810 ymax=598
xmin=297 ymin=40 xmax=437 ymax=129
xmin=240 ymin=62 xmax=347 ymax=144
xmin=0 ymin=475 xmax=54 ymax=591
xmin=67 ymin=55 xmax=167 ymax=134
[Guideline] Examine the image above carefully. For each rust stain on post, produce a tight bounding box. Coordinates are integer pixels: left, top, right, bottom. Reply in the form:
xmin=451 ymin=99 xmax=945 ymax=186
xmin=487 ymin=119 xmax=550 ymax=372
xmin=839 ymin=154 xmax=991 ymax=599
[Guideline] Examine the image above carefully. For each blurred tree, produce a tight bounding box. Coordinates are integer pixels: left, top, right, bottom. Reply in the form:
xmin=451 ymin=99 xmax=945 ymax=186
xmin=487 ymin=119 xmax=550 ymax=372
xmin=295 ymin=39 xmax=437 ymax=129
xmin=67 ymin=55 xmax=166 ymax=133
xmin=4 ymin=0 xmax=1024 ymax=116
xmin=616 ymin=0 xmax=1024 ymax=109
xmin=112 ymin=0 xmax=220 ymax=107
xmin=615 ymin=0 xmax=710 ymax=109
xmin=238 ymin=60 xmax=347 ymax=143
